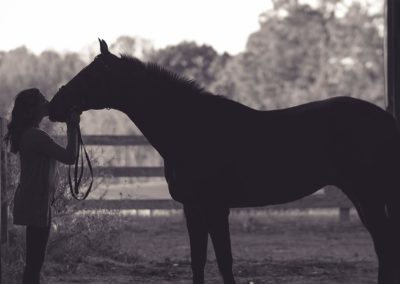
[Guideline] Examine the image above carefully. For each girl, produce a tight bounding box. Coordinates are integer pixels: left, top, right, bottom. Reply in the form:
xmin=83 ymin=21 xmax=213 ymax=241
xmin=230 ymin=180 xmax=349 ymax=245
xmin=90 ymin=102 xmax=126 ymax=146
xmin=4 ymin=88 xmax=80 ymax=284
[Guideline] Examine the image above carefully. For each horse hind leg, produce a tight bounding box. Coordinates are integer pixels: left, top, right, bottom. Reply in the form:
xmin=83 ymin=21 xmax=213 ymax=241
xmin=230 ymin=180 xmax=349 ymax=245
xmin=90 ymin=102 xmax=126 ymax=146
xmin=386 ymin=189 xmax=400 ymax=283
xmin=360 ymin=204 xmax=396 ymax=284
xmin=343 ymin=186 xmax=397 ymax=284
xmin=380 ymin=148 xmax=400 ymax=283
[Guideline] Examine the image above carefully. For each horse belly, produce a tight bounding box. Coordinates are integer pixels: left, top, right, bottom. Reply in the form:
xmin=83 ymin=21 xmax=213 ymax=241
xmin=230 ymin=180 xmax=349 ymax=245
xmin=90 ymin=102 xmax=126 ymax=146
xmin=228 ymin=141 xmax=334 ymax=207
xmin=227 ymin=166 xmax=327 ymax=208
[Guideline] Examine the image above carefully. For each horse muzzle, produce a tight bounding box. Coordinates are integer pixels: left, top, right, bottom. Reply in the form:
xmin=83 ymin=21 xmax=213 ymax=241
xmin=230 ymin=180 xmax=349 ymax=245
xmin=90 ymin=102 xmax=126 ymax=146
xmin=48 ymin=98 xmax=77 ymax=123
xmin=47 ymin=103 xmax=66 ymax=122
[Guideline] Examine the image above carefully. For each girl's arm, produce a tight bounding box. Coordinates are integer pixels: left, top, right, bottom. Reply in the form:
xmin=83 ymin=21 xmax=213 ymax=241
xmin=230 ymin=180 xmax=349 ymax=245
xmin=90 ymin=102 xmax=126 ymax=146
xmin=27 ymin=112 xmax=80 ymax=165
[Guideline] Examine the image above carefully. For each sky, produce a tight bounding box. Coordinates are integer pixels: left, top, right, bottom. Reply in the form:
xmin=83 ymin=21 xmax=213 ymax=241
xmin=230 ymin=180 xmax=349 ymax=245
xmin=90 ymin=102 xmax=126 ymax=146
xmin=1 ymin=0 xmax=272 ymax=55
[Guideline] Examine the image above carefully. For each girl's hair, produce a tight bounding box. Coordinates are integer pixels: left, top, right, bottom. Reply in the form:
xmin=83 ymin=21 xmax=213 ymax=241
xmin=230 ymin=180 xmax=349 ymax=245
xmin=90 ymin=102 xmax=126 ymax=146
xmin=4 ymin=88 xmax=46 ymax=154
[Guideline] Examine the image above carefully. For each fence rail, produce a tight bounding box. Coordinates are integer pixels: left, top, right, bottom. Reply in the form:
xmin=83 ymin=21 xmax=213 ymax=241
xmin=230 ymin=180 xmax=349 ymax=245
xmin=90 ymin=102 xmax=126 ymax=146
xmin=1 ymin=132 xmax=355 ymax=221
xmin=95 ymin=166 xmax=165 ymax=177
xmin=61 ymin=134 xmax=354 ymax=220
xmin=71 ymin=188 xmax=353 ymax=213
xmin=55 ymin=134 xmax=150 ymax=146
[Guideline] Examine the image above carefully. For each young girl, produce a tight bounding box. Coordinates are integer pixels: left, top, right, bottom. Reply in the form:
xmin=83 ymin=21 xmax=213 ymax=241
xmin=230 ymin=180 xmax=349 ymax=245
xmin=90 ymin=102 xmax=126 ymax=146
xmin=4 ymin=88 xmax=80 ymax=284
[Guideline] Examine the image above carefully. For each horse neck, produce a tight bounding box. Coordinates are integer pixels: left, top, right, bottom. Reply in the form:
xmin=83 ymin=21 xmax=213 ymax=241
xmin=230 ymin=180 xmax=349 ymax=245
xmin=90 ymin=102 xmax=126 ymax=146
xmin=110 ymin=70 xmax=178 ymax=159
xmin=109 ymin=58 xmax=207 ymax=159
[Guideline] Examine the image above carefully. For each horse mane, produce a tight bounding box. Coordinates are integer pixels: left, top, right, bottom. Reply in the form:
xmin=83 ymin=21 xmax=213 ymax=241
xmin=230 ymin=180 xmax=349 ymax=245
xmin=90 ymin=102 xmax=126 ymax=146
xmin=119 ymin=55 xmax=206 ymax=96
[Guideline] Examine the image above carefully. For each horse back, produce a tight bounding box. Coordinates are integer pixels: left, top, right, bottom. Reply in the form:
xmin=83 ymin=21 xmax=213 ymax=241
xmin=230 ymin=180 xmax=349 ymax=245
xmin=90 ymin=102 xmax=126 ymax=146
xmin=166 ymin=96 xmax=399 ymax=206
xmin=228 ymin=97 xmax=399 ymax=206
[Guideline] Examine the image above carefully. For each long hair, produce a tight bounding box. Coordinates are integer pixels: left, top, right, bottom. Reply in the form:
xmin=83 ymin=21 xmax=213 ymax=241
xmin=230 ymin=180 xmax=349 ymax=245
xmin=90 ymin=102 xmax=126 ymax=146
xmin=4 ymin=88 xmax=45 ymax=154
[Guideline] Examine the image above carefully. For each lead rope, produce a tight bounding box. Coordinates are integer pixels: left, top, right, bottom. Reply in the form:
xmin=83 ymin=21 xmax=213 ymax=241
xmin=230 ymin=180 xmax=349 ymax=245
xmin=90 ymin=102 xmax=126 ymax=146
xmin=68 ymin=127 xmax=94 ymax=200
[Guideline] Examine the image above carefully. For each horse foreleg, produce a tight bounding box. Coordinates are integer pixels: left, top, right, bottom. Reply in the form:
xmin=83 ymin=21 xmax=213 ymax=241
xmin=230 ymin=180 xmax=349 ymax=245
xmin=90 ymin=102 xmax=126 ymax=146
xmin=184 ymin=204 xmax=208 ymax=284
xmin=205 ymin=206 xmax=236 ymax=284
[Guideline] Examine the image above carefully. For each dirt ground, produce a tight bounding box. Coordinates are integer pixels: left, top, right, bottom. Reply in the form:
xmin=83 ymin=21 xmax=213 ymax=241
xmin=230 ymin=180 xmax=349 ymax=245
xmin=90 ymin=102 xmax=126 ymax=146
xmin=42 ymin=210 xmax=377 ymax=284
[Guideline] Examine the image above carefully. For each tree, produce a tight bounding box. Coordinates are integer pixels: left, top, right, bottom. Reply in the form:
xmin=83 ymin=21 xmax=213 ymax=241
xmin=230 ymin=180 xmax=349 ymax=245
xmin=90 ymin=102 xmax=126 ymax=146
xmin=0 ymin=47 xmax=87 ymax=117
xmin=0 ymin=47 xmax=38 ymax=115
xmin=149 ymin=41 xmax=229 ymax=88
xmin=110 ymin=35 xmax=154 ymax=60
xmin=36 ymin=51 xmax=63 ymax=96
xmin=212 ymin=1 xmax=384 ymax=109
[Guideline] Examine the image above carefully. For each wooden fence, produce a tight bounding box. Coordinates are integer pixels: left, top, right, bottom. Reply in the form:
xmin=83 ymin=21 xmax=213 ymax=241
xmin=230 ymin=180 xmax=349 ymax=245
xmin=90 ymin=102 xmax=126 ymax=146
xmin=62 ymin=134 xmax=353 ymax=221
xmin=0 ymin=121 xmax=355 ymax=242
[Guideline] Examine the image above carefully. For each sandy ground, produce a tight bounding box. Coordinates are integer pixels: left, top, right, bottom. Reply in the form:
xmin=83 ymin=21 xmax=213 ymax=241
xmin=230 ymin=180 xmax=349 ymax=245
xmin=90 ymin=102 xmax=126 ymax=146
xmin=41 ymin=211 xmax=377 ymax=284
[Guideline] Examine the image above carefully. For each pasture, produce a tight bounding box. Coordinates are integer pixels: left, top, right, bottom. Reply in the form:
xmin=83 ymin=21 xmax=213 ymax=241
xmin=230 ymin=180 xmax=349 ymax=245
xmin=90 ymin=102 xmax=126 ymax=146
xmin=34 ymin=208 xmax=376 ymax=284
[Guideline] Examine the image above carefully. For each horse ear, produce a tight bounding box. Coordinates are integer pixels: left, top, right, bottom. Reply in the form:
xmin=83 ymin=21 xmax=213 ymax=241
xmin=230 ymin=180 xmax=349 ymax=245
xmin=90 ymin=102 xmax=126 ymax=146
xmin=98 ymin=38 xmax=109 ymax=54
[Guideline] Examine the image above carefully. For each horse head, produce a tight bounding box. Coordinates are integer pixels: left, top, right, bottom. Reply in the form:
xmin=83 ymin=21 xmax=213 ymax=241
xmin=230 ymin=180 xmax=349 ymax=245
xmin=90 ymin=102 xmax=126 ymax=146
xmin=48 ymin=39 xmax=120 ymax=122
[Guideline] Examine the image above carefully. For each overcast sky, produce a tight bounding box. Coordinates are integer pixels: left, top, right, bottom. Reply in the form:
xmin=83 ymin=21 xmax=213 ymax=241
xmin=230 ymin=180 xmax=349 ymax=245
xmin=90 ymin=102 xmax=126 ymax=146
xmin=1 ymin=0 xmax=274 ymax=55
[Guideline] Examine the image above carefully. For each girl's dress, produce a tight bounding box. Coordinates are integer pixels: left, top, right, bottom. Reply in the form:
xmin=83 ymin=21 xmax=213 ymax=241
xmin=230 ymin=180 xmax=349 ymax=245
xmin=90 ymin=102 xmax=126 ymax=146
xmin=13 ymin=127 xmax=60 ymax=227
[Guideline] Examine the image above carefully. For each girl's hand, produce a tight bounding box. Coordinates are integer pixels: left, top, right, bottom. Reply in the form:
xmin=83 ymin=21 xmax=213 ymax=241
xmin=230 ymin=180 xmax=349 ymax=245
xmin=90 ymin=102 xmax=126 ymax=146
xmin=66 ymin=111 xmax=80 ymax=127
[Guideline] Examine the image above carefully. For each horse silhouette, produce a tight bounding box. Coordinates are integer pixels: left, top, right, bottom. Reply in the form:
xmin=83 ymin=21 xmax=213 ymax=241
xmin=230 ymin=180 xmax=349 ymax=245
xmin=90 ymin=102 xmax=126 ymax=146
xmin=48 ymin=39 xmax=400 ymax=284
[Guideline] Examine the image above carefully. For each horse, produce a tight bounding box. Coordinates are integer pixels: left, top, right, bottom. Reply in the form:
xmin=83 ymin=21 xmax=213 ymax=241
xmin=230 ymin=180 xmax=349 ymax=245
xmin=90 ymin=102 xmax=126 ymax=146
xmin=48 ymin=39 xmax=400 ymax=284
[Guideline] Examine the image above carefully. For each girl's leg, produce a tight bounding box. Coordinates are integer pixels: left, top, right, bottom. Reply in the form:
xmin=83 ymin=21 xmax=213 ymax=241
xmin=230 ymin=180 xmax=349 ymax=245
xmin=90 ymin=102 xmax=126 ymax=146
xmin=22 ymin=224 xmax=51 ymax=284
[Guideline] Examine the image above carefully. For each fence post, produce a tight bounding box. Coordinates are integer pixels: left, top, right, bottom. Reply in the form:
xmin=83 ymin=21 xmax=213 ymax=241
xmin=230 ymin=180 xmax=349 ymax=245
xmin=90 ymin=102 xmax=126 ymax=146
xmin=0 ymin=118 xmax=2 ymax=284
xmin=339 ymin=207 xmax=350 ymax=222
xmin=324 ymin=186 xmax=351 ymax=222
xmin=0 ymin=119 xmax=7 ymax=247
xmin=0 ymin=117 xmax=4 ymax=284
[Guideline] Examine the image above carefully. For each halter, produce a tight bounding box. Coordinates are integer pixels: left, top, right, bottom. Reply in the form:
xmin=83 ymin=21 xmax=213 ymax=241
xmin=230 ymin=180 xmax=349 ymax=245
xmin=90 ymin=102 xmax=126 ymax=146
xmin=65 ymin=85 xmax=93 ymax=200
xmin=68 ymin=126 xmax=93 ymax=200
xmin=65 ymin=55 xmax=114 ymax=200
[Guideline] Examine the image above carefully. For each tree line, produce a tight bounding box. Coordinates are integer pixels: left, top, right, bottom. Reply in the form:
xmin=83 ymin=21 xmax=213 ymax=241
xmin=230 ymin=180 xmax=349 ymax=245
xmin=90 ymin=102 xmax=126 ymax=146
xmin=0 ymin=0 xmax=384 ymax=135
